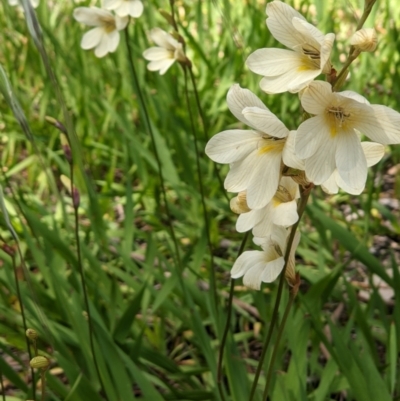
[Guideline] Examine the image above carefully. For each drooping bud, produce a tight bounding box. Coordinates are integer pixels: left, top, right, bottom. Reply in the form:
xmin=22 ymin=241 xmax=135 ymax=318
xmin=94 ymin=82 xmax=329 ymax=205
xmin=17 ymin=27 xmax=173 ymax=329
xmin=230 ymin=192 xmax=250 ymax=214
xmin=30 ymin=356 xmax=50 ymax=370
xmin=26 ymin=328 xmax=38 ymax=340
xmin=350 ymin=28 xmax=377 ymax=52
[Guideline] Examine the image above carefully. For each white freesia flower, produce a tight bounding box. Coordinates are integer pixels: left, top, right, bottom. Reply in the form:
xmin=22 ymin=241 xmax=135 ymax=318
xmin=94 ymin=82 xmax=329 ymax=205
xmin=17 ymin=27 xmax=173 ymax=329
xmin=246 ymin=0 xmax=335 ymax=94
xmin=143 ymin=28 xmax=186 ymax=75
xmin=73 ymin=7 xmax=128 ymax=58
xmin=295 ymin=80 xmax=400 ymax=192
xmin=350 ymin=28 xmax=377 ymax=52
xmin=231 ymin=227 xmax=300 ymax=290
xmin=103 ymin=0 xmax=143 ymax=18
xmin=231 ymin=177 xmax=299 ymax=237
xmin=205 ymin=84 xmax=290 ymax=209
xmin=8 ymin=0 xmax=39 ymax=8
xmin=322 ymin=142 xmax=385 ymax=194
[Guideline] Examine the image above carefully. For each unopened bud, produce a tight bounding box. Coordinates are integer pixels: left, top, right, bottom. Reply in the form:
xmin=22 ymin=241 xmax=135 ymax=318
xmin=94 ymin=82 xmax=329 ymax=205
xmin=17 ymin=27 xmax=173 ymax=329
xmin=26 ymin=328 xmax=38 ymax=340
xmin=45 ymin=116 xmax=67 ymax=134
xmin=350 ymin=28 xmax=377 ymax=52
xmin=230 ymin=192 xmax=250 ymax=214
xmin=72 ymin=187 xmax=80 ymax=209
xmin=1 ymin=243 xmax=16 ymax=256
xmin=30 ymin=356 xmax=50 ymax=370
xmin=159 ymin=9 xmax=174 ymax=26
xmin=62 ymin=144 xmax=72 ymax=164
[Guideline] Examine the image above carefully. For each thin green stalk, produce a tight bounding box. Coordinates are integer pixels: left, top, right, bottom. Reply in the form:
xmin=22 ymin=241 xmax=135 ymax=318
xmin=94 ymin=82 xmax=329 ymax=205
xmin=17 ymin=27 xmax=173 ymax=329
xmin=69 ymin=164 xmax=108 ymax=400
xmin=40 ymin=370 xmax=47 ymax=401
xmin=262 ymin=279 xmax=299 ymax=399
xmin=124 ymin=27 xmax=182 ymax=270
xmin=332 ymin=0 xmax=377 ymax=91
xmin=187 ymin=67 xmax=229 ymax=203
xmin=248 ymin=185 xmax=312 ymax=401
xmin=217 ymin=232 xmax=250 ymax=400
xmin=11 ymin=252 xmax=36 ymax=400
xmin=183 ymin=67 xmax=219 ymax=315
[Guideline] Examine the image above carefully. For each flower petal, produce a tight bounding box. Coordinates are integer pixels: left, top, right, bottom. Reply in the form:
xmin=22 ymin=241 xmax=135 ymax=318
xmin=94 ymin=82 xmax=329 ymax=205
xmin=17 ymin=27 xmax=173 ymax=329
xmin=205 ymin=130 xmax=260 ymax=164
xmin=236 ymin=208 xmax=266 ymax=233
xmin=321 ymin=172 xmax=339 ymax=194
xmin=266 ymin=1 xmax=306 ymax=49
xmin=226 ymin=84 xmax=268 ymax=127
xmin=295 ymin=116 xmax=327 ymax=159
xmin=81 ymin=27 xmax=103 ymax=50
xmin=335 ymin=130 xmax=367 ymax=193
xmin=260 ymin=257 xmax=284 ymax=283
xmin=273 ymin=200 xmax=298 ymax=226
xmin=260 ymin=64 xmax=319 ymax=94
xmin=283 ymin=131 xmax=305 ymax=170
xmin=246 ymin=48 xmax=306 ymax=77
xmin=242 ymin=107 xmax=289 ymax=138
xmin=74 ymin=7 xmax=112 ymax=26
xmin=147 ymin=59 xmax=175 ymax=74
xmin=149 ymin=28 xmax=177 ymax=50
xmin=361 ymin=142 xmax=385 ymax=167
xmin=143 ymin=47 xmax=172 ymax=61
xmin=300 ymin=80 xmax=333 ymax=115
xmin=304 ymin=134 xmax=337 ymax=184
xmin=356 ymin=105 xmax=400 ymax=145
xmin=246 ymin=145 xmax=282 ymax=209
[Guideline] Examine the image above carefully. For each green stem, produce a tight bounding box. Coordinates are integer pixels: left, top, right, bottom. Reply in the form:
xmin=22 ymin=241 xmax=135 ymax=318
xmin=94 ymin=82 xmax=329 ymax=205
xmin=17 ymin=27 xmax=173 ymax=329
xmin=187 ymin=68 xmax=229 ymax=203
xmin=124 ymin=27 xmax=182 ymax=270
xmin=262 ymin=283 xmax=298 ymax=399
xmin=12 ymin=252 xmax=36 ymax=401
xmin=183 ymin=67 xmax=219 ymax=313
xmin=40 ymin=370 xmax=46 ymax=401
xmin=332 ymin=0 xmax=377 ymax=91
xmin=248 ymin=185 xmax=312 ymax=401
xmin=70 ymin=164 xmax=107 ymax=399
xmin=217 ymin=232 xmax=250 ymax=400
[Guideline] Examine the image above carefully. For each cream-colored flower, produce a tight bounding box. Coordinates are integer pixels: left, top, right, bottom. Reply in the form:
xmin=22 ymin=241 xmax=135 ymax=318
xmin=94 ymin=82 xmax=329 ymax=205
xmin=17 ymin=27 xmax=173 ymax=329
xmin=143 ymin=28 xmax=186 ymax=75
xmin=8 ymin=0 xmax=39 ymax=7
xmin=73 ymin=7 xmax=128 ymax=58
xmin=205 ymin=84 xmax=290 ymax=209
xmin=231 ymin=227 xmax=300 ymax=290
xmin=295 ymin=81 xmax=400 ymax=192
xmin=350 ymin=28 xmax=377 ymax=52
xmin=103 ymin=0 xmax=143 ymax=18
xmin=246 ymin=0 xmax=335 ymax=94
xmin=231 ymin=177 xmax=299 ymax=237
xmin=322 ymin=142 xmax=385 ymax=194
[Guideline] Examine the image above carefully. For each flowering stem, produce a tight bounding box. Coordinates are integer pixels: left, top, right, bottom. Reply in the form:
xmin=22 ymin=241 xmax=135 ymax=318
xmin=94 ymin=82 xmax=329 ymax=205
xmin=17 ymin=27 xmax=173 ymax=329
xmin=248 ymin=185 xmax=312 ymax=401
xmin=332 ymin=0 xmax=377 ymax=91
xmin=124 ymin=27 xmax=182 ymax=270
xmin=183 ymin=67 xmax=219 ymax=315
xmin=69 ymin=162 xmax=107 ymax=400
xmin=217 ymin=232 xmax=250 ymax=400
xmin=262 ymin=275 xmax=300 ymax=399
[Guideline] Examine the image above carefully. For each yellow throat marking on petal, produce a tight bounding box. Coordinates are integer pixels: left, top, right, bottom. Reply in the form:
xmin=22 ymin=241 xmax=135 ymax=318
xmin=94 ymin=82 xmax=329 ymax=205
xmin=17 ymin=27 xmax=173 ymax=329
xmin=257 ymin=138 xmax=285 ymax=155
xmin=100 ymin=16 xmax=117 ymax=33
xmin=326 ymin=106 xmax=350 ymax=138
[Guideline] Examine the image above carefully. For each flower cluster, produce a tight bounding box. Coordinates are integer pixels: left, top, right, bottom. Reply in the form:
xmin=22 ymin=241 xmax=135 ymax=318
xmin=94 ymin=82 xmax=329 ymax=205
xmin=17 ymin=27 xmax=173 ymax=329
xmin=73 ymin=0 xmax=186 ymax=74
xmin=73 ymin=0 xmax=143 ymax=58
xmin=206 ymin=0 xmax=400 ymax=290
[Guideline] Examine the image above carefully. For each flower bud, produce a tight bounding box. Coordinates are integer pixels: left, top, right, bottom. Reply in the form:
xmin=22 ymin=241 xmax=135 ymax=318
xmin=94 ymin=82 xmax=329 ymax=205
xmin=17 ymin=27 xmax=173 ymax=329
xmin=26 ymin=328 xmax=38 ymax=340
xmin=30 ymin=356 xmax=50 ymax=370
xmin=350 ymin=28 xmax=377 ymax=52
xmin=230 ymin=192 xmax=250 ymax=214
